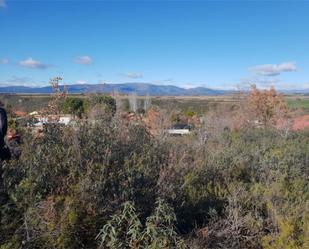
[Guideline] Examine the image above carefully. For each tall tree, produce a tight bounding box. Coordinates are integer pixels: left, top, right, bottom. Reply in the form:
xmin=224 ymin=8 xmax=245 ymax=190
xmin=247 ymin=85 xmax=288 ymax=127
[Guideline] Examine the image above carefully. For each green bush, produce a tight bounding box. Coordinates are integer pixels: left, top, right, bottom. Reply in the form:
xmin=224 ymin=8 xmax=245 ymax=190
xmin=61 ymin=97 xmax=85 ymax=118
xmin=97 ymin=199 xmax=186 ymax=249
xmin=1 ymin=113 xmax=308 ymax=249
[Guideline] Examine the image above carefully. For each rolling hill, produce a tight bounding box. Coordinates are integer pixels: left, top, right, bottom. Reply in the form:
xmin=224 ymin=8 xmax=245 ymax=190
xmin=0 ymin=83 xmax=229 ymax=96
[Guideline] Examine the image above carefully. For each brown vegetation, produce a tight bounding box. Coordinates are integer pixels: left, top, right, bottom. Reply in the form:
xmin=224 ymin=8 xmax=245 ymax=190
xmin=1 ymin=86 xmax=309 ymax=249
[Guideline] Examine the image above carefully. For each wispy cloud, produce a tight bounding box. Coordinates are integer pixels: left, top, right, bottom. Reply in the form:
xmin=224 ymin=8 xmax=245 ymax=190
xmin=240 ymin=76 xmax=280 ymax=87
xmin=18 ymin=57 xmax=50 ymax=69
xmin=0 ymin=58 xmax=9 ymax=64
xmin=301 ymin=83 xmax=309 ymax=89
xmin=121 ymin=72 xmax=143 ymax=79
xmin=74 ymin=56 xmax=93 ymax=65
xmin=7 ymin=76 xmax=32 ymax=84
xmin=181 ymin=83 xmax=201 ymax=89
xmin=163 ymin=78 xmax=175 ymax=84
xmin=76 ymin=80 xmax=87 ymax=84
xmin=250 ymin=62 xmax=297 ymax=76
xmin=0 ymin=76 xmax=46 ymax=87
xmin=0 ymin=0 xmax=6 ymax=8
xmin=238 ymin=76 xmax=309 ymax=90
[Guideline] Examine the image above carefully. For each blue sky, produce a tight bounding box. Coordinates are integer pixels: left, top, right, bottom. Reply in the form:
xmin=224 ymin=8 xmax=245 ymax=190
xmin=0 ymin=0 xmax=309 ymax=90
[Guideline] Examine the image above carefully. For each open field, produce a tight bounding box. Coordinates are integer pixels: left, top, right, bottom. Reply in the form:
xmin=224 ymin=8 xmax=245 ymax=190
xmin=1 ymin=93 xmax=309 ymax=114
xmin=286 ymin=97 xmax=309 ymax=111
xmin=1 ymin=93 xmax=309 ymax=115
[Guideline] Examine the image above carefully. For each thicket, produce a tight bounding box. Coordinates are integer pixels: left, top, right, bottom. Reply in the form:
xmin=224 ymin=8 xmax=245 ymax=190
xmin=1 ymin=88 xmax=309 ymax=249
xmin=60 ymin=95 xmax=116 ymax=119
xmin=0 ymin=117 xmax=308 ymax=248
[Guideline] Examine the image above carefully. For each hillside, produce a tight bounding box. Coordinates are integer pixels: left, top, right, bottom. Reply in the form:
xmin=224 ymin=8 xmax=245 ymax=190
xmin=0 ymin=83 xmax=229 ymax=96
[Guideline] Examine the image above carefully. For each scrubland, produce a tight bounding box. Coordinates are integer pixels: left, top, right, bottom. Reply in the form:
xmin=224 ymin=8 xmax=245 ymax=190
xmin=0 ymin=88 xmax=309 ymax=249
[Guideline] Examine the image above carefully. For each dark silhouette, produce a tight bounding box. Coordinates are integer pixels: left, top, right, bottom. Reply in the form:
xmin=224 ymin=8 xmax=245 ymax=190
xmin=0 ymin=107 xmax=8 ymax=146
xmin=0 ymin=107 xmax=11 ymax=161
xmin=0 ymin=106 xmax=10 ymax=208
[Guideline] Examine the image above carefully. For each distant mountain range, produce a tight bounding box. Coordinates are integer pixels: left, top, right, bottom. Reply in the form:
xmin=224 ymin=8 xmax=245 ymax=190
xmin=0 ymin=83 xmax=308 ymax=96
xmin=0 ymin=83 xmax=230 ymax=96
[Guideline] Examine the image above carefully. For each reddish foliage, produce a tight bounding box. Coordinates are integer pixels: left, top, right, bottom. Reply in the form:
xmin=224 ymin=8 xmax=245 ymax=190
xmin=292 ymin=115 xmax=309 ymax=130
xmin=248 ymin=86 xmax=288 ymax=127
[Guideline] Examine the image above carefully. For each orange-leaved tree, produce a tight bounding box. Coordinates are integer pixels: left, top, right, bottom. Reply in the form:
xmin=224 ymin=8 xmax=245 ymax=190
xmin=247 ymin=85 xmax=288 ymax=127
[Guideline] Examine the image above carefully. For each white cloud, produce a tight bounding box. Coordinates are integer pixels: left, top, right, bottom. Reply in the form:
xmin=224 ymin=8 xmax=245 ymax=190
xmin=76 ymin=80 xmax=87 ymax=84
xmin=163 ymin=78 xmax=174 ymax=84
xmin=0 ymin=76 xmax=46 ymax=87
xmin=99 ymin=80 xmax=115 ymax=84
xmin=0 ymin=58 xmax=9 ymax=64
xmin=302 ymin=83 xmax=309 ymax=89
xmin=7 ymin=76 xmax=32 ymax=84
xmin=240 ymin=76 xmax=280 ymax=87
xmin=238 ymin=76 xmax=309 ymax=90
xmin=274 ymin=82 xmax=309 ymax=90
xmin=0 ymin=0 xmax=6 ymax=8
xmin=250 ymin=62 xmax=297 ymax=76
xmin=211 ymin=84 xmax=238 ymax=91
xmin=74 ymin=56 xmax=93 ymax=65
xmin=181 ymin=83 xmax=201 ymax=89
xmin=18 ymin=57 xmax=50 ymax=69
xmin=121 ymin=72 xmax=143 ymax=79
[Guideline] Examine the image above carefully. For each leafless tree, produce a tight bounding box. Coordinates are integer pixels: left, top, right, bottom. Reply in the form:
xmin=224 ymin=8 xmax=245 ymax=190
xmin=129 ymin=92 xmax=138 ymax=112
xmin=144 ymin=94 xmax=151 ymax=111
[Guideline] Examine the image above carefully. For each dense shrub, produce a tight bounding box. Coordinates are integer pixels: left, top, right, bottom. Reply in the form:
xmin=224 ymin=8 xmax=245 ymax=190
xmin=61 ymin=97 xmax=86 ymax=118
xmin=0 ymin=115 xmax=308 ymax=248
xmin=87 ymin=95 xmax=117 ymax=119
xmin=97 ymin=199 xmax=185 ymax=249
